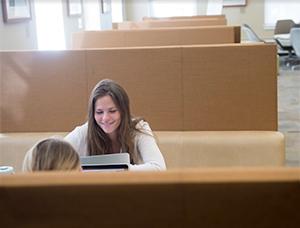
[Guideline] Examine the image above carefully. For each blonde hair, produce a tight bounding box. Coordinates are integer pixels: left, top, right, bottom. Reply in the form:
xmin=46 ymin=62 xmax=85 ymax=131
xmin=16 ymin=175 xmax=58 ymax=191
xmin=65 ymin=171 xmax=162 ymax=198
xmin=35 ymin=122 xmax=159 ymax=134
xmin=22 ymin=138 xmax=81 ymax=172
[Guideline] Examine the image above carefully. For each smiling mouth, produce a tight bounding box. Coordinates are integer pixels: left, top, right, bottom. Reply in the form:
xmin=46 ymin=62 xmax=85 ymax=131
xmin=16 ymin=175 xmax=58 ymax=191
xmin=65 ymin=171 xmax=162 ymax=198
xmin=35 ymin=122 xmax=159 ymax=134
xmin=101 ymin=122 xmax=115 ymax=126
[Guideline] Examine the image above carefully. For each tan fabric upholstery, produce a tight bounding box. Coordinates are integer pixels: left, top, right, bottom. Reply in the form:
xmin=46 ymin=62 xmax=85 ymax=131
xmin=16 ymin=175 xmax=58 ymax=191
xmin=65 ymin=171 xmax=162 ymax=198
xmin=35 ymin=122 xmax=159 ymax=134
xmin=116 ymin=18 xmax=227 ymax=29
xmin=0 ymin=131 xmax=285 ymax=172
xmin=0 ymin=44 xmax=277 ymax=132
xmin=72 ymin=26 xmax=238 ymax=49
xmin=156 ymin=131 xmax=285 ymax=168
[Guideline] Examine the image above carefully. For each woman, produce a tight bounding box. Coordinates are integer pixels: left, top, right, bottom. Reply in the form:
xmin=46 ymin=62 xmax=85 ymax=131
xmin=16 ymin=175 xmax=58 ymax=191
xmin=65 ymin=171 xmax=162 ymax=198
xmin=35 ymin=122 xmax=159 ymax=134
xmin=23 ymin=138 xmax=81 ymax=172
xmin=65 ymin=79 xmax=166 ymax=171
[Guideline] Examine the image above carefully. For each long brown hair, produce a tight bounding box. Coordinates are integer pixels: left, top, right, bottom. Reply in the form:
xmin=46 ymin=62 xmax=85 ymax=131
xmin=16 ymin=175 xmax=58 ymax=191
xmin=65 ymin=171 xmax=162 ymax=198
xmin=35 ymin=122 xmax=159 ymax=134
xmin=87 ymin=79 xmax=141 ymax=163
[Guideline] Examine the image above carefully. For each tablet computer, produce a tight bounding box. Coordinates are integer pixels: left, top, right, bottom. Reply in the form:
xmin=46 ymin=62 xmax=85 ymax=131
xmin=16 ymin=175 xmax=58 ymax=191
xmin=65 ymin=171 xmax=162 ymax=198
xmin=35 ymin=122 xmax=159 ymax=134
xmin=80 ymin=153 xmax=130 ymax=172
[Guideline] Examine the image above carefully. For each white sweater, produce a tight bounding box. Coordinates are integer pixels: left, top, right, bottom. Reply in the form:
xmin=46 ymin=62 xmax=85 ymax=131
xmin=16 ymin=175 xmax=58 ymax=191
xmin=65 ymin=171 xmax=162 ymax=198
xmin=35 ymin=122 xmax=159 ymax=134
xmin=64 ymin=121 xmax=166 ymax=171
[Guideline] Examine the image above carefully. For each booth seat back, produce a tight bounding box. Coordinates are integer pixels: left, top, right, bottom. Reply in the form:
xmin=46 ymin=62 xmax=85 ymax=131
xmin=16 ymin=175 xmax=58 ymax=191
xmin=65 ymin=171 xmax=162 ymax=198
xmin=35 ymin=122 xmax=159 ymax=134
xmin=1 ymin=168 xmax=300 ymax=228
xmin=157 ymin=131 xmax=285 ymax=168
xmin=142 ymin=14 xmax=226 ymax=21
xmin=0 ymin=131 xmax=285 ymax=172
xmin=72 ymin=26 xmax=240 ymax=49
xmin=116 ymin=17 xmax=227 ymax=29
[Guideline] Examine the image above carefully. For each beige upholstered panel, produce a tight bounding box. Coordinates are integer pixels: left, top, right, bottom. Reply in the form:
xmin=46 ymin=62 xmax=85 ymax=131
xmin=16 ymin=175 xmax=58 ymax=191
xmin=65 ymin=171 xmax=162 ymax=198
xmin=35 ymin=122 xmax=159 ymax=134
xmin=157 ymin=131 xmax=285 ymax=168
xmin=85 ymin=47 xmax=183 ymax=131
xmin=0 ymin=51 xmax=87 ymax=132
xmin=0 ymin=132 xmax=66 ymax=172
xmin=142 ymin=15 xmax=226 ymax=21
xmin=0 ymin=131 xmax=285 ymax=172
xmin=117 ymin=18 xmax=227 ymax=29
xmin=182 ymin=43 xmax=278 ymax=130
xmin=72 ymin=26 xmax=239 ymax=49
xmin=0 ymin=52 xmax=3 ymax=131
xmin=0 ymin=44 xmax=277 ymax=132
xmin=73 ymin=30 xmax=126 ymax=49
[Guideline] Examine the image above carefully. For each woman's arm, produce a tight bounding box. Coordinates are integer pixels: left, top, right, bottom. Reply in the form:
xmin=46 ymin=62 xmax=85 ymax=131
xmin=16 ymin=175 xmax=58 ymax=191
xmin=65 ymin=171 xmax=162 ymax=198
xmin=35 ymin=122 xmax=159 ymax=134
xmin=64 ymin=122 xmax=88 ymax=156
xmin=129 ymin=121 xmax=166 ymax=171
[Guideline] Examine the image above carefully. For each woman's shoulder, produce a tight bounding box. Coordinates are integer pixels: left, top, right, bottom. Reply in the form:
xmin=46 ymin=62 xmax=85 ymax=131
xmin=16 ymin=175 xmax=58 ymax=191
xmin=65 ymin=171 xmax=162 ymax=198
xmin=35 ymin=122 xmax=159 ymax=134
xmin=73 ymin=122 xmax=88 ymax=133
xmin=65 ymin=122 xmax=88 ymax=139
xmin=134 ymin=119 xmax=153 ymax=136
xmin=135 ymin=119 xmax=151 ymax=130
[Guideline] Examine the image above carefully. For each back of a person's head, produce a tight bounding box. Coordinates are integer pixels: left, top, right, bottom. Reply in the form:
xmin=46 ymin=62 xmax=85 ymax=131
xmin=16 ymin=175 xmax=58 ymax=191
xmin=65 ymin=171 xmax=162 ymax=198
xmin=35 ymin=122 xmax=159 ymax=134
xmin=23 ymin=138 xmax=81 ymax=172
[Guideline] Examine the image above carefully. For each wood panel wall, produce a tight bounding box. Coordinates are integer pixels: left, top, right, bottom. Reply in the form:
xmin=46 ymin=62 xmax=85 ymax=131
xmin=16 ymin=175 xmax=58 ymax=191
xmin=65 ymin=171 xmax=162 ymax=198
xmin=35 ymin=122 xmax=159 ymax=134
xmin=0 ymin=43 xmax=277 ymax=132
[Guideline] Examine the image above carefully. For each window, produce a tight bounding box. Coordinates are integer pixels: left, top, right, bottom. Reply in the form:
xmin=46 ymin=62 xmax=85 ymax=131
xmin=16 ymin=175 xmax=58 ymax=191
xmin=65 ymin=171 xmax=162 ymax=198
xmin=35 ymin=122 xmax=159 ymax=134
xmin=150 ymin=0 xmax=198 ymax=17
xmin=265 ymin=0 xmax=300 ymax=28
xmin=83 ymin=0 xmax=101 ymax=30
xmin=34 ymin=0 xmax=66 ymax=50
xmin=207 ymin=0 xmax=223 ymax=15
xmin=111 ymin=0 xmax=124 ymax=22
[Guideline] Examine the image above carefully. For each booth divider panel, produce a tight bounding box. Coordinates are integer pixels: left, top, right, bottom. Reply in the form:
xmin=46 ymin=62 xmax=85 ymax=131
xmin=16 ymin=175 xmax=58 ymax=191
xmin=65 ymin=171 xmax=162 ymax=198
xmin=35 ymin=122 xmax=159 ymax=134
xmin=182 ymin=44 xmax=278 ymax=130
xmin=85 ymin=47 xmax=183 ymax=130
xmin=0 ymin=51 xmax=88 ymax=132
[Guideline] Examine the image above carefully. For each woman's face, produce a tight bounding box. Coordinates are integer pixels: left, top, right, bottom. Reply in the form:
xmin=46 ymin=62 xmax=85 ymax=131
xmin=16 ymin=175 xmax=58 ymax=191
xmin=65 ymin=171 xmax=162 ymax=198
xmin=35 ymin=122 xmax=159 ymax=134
xmin=94 ymin=95 xmax=121 ymax=139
